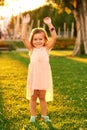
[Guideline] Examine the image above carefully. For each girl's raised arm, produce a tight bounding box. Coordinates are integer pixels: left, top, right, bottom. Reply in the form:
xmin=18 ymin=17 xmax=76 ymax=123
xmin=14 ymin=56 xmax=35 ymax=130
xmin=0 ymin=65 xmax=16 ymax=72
xmin=22 ymin=14 xmax=32 ymax=50
xmin=43 ymin=17 xmax=57 ymax=49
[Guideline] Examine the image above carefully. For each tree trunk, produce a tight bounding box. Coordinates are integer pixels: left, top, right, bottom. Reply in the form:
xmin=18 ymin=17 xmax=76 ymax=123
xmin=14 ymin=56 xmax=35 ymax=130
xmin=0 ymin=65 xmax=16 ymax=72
xmin=47 ymin=0 xmax=87 ymax=55
xmin=73 ymin=0 xmax=87 ymax=55
xmin=72 ymin=10 xmax=81 ymax=55
xmin=81 ymin=0 xmax=87 ymax=54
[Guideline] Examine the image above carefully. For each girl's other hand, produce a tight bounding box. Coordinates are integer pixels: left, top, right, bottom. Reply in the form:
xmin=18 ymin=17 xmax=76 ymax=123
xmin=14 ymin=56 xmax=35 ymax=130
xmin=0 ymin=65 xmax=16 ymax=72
xmin=43 ymin=17 xmax=52 ymax=25
xmin=23 ymin=14 xmax=30 ymax=24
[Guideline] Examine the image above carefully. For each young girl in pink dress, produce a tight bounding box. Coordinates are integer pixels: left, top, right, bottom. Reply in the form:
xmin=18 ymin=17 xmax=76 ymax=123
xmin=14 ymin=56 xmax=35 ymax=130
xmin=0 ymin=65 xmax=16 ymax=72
xmin=22 ymin=14 xmax=57 ymax=122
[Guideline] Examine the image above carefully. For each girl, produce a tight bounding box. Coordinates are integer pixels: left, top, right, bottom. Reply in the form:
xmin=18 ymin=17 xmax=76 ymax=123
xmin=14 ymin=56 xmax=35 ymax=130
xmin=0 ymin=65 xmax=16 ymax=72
xmin=22 ymin=14 xmax=57 ymax=122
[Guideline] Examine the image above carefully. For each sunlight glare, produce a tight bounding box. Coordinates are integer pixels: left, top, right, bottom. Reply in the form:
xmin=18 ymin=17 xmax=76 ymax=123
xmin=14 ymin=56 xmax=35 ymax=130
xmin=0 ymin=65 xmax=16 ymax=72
xmin=0 ymin=0 xmax=46 ymax=18
xmin=0 ymin=0 xmax=46 ymax=32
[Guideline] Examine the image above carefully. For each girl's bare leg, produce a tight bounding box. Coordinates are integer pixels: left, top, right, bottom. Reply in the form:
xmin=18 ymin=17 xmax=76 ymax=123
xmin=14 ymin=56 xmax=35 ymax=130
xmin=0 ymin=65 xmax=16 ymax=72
xmin=39 ymin=90 xmax=47 ymax=116
xmin=30 ymin=90 xmax=37 ymax=116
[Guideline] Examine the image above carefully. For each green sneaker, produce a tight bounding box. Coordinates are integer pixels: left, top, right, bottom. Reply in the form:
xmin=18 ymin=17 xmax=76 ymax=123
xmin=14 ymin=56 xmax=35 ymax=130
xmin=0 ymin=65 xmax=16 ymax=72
xmin=30 ymin=116 xmax=36 ymax=122
xmin=42 ymin=115 xmax=51 ymax=122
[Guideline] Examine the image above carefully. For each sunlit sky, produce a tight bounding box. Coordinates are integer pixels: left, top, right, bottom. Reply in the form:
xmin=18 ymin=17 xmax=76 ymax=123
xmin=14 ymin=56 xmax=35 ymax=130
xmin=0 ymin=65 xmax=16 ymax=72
xmin=0 ymin=0 xmax=46 ymax=18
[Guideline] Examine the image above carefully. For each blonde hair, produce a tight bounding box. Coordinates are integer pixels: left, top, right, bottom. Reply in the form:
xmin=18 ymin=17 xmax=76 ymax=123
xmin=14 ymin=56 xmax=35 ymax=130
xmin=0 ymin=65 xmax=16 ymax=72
xmin=29 ymin=28 xmax=48 ymax=47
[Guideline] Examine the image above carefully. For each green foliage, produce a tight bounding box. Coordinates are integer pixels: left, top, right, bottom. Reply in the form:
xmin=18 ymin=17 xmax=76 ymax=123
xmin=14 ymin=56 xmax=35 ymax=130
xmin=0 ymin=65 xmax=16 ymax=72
xmin=0 ymin=40 xmax=25 ymax=51
xmin=0 ymin=39 xmax=75 ymax=51
xmin=0 ymin=51 xmax=87 ymax=130
xmin=23 ymin=5 xmax=76 ymax=35
xmin=46 ymin=0 xmax=75 ymax=10
xmin=53 ymin=38 xmax=75 ymax=50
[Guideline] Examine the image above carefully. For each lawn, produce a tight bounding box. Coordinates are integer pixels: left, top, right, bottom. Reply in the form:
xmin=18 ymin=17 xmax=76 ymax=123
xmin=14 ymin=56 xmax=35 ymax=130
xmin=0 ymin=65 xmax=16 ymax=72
xmin=0 ymin=51 xmax=87 ymax=130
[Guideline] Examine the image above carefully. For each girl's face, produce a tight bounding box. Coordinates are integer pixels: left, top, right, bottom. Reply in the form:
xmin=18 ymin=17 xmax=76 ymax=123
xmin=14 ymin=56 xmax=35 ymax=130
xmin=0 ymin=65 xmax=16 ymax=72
xmin=32 ymin=32 xmax=46 ymax=48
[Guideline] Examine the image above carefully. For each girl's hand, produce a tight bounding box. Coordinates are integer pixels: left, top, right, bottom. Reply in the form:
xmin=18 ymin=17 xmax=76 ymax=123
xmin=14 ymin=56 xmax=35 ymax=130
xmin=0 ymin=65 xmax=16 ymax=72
xmin=23 ymin=14 xmax=30 ymax=24
xmin=43 ymin=17 xmax=52 ymax=25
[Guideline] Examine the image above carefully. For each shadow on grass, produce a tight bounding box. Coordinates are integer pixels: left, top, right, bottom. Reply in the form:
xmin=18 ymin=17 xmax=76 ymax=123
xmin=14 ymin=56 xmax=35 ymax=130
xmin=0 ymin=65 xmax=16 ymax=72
xmin=25 ymin=121 xmax=58 ymax=130
xmin=0 ymin=83 xmax=4 ymax=130
xmin=0 ymin=83 xmax=9 ymax=130
xmin=34 ymin=122 xmax=44 ymax=130
xmin=46 ymin=122 xmax=58 ymax=130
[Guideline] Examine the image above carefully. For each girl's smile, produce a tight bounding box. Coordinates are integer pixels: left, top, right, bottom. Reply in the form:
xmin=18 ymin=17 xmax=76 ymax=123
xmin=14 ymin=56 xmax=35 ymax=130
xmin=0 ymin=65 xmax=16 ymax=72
xmin=32 ymin=32 xmax=46 ymax=48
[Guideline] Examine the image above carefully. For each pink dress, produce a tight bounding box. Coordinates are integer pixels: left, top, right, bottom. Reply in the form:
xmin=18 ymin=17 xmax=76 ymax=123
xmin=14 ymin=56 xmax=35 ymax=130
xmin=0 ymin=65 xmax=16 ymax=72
xmin=26 ymin=47 xmax=53 ymax=102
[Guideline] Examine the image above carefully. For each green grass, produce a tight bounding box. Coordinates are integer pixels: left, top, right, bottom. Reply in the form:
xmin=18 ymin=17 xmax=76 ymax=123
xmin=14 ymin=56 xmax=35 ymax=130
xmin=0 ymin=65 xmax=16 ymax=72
xmin=0 ymin=51 xmax=87 ymax=130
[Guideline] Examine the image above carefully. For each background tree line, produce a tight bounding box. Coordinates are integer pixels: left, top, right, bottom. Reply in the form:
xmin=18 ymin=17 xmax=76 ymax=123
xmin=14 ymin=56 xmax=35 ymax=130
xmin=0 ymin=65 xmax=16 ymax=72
xmin=9 ymin=4 xmax=75 ymax=35
xmin=23 ymin=4 xmax=76 ymax=36
xmin=46 ymin=0 xmax=87 ymax=56
xmin=9 ymin=0 xmax=87 ymax=55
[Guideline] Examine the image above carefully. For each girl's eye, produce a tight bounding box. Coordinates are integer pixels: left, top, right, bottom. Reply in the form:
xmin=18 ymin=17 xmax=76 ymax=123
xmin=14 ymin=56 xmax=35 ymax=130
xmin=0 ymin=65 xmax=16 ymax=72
xmin=34 ymin=39 xmax=37 ymax=40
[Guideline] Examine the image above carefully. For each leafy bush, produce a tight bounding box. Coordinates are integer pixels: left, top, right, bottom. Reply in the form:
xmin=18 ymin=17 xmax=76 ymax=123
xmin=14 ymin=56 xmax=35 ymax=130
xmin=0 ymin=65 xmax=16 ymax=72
xmin=53 ymin=38 xmax=76 ymax=50
xmin=0 ymin=38 xmax=75 ymax=51
xmin=0 ymin=40 xmax=25 ymax=51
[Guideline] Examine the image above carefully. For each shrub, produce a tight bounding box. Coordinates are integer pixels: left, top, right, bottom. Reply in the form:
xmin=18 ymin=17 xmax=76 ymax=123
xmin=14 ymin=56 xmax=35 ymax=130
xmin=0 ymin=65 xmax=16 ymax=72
xmin=0 ymin=38 xmax=76 ymax=51
xmin=53 ymin=38 xmax=76 ymax=50
xmin=0 ymin=40 xmax=25 ymax=51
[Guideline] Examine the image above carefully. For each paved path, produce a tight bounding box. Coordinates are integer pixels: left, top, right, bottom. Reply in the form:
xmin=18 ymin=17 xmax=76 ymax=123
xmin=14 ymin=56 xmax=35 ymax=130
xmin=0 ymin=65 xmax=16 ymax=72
xmin=16 ymin=48 xmax=28 ymax=52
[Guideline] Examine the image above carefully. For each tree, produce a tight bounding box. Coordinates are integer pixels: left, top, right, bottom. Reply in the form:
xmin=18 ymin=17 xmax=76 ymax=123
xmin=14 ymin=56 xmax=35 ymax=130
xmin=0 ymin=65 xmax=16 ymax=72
xmin=0 ymin=0 xmax=4 ymax=6
xmin=46 ymin=0 xmax=87 ymax=55
xmin=27 ymin=5 xmax=75 ymax=37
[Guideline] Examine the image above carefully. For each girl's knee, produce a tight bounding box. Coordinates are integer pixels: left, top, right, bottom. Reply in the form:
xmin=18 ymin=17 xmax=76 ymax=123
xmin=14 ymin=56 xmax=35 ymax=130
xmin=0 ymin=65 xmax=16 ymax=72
xmin=31 ymin=91 xmax=38 ymax=101
xmin=39 ymin=96 xmax=45 ymax=101
xmin=39 ymin=90 xmax=46 ymax=101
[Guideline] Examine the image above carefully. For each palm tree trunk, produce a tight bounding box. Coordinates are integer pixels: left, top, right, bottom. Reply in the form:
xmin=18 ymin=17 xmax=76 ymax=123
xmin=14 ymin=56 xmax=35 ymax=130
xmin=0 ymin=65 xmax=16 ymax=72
xmin=81 ymin=0 xmax=87 ymax=54
xmin=72 ymin=0 xmax=87 ymax=55
xmin=72 ymin=10 xmax=81 ymax=55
